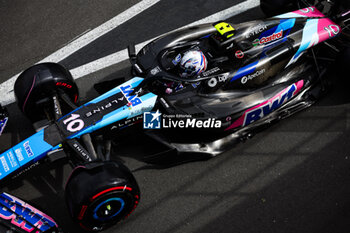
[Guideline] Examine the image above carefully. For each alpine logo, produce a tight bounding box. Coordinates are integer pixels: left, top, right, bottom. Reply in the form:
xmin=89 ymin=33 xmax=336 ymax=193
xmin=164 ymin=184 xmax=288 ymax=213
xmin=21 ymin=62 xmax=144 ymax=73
xmin=253 ymin=30 xmax=283 ymax=46
xmin=85 ymin=95 xmax=126 ymax=118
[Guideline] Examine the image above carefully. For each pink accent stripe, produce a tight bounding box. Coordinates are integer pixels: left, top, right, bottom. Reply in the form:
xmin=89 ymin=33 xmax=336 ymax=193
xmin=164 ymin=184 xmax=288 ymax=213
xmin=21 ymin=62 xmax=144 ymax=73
xmin=91 ymin=186 xmax=132 ymax=201
xmin=295 ymin=80 xmax=304 ymax=93
xmin=292 ymin=6 xmax=324 ymax=18
xmin=22 ymin=75 xmax=37 ymax=112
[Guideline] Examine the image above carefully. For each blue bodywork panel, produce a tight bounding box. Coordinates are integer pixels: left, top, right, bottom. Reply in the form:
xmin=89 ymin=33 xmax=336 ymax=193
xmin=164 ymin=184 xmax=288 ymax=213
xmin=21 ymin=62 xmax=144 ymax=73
xmin=0 ymin=77 xmax=157 ymax=180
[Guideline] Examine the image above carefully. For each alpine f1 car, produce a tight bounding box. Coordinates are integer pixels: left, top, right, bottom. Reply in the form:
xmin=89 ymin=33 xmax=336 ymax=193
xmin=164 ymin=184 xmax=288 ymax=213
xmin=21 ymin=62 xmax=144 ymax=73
xmin=0 ymin=0 xmax=349 ymax=232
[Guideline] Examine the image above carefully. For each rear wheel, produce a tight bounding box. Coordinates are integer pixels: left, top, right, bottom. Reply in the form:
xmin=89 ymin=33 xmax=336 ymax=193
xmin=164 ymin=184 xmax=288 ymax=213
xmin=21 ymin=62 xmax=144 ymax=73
xmin=65 ymin=161 xmax=140 ymax=231
xmin=14 ymin=63 xmax=79 ymax=121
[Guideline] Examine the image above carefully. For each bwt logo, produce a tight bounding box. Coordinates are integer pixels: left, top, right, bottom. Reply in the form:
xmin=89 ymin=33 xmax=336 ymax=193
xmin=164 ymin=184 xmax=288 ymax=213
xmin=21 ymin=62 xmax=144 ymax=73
xmin=143 ymin=110 xmax=161 ymax=129
xmin=120 ymin=85 xmax=142 ymax=106
xmin=23 ymin=141 xmax=34 ymax=157
xmin=0 ymin=193 xmax=57 ymax=232
xmin=243 ymin=83 xmax=297 ymax=126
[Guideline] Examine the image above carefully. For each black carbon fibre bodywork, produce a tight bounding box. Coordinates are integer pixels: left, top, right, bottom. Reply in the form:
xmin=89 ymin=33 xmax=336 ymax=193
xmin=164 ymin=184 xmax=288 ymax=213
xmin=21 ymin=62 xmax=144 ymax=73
xmin=128 ymin=8 xmax=344 ymax=156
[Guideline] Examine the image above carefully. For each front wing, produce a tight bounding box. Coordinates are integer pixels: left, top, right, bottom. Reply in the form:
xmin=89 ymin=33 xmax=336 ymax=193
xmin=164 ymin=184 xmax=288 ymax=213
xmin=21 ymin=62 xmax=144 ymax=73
xmin=0 ymin=77 xmax=157 ymax=180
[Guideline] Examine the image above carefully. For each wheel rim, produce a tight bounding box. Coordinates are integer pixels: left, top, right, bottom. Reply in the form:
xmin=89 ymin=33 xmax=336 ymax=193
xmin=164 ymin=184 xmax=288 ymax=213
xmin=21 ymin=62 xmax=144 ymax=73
xmin=93 ymin=197 xmax=125 ymax=221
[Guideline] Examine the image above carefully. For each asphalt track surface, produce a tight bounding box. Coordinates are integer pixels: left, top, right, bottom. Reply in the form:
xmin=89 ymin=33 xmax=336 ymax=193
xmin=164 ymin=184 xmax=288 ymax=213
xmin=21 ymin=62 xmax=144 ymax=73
xmin=1 ymin=1 xmax=350 ymax=233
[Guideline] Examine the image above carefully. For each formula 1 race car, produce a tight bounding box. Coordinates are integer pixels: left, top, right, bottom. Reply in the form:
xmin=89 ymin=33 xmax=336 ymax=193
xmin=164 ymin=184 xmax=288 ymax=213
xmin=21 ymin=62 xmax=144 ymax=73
xmin=0 ymin=0 xmax=349 ymax=232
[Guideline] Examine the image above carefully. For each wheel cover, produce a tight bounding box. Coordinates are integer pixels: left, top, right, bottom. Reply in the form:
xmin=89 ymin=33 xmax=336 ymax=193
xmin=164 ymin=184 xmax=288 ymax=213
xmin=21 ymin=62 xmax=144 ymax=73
xmin=93 ymin=197 xmax=125 ymax=221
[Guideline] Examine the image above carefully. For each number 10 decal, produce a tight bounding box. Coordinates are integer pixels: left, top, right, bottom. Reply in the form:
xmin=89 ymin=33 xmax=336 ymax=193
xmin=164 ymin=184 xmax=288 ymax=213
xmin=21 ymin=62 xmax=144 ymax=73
xmin=63 ymin=114 xmax=85 ymax=132
xmin=324 ymin=24 xmax=340 ymax=38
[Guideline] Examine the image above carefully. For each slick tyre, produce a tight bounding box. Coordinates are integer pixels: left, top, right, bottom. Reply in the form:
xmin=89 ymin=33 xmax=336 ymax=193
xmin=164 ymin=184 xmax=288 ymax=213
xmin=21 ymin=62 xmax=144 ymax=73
xmin=260 ymin=0 xmax=297 ymax=17
xmin=65 ymin=161 xmax=140 ymax=231
xmin=14 ymin=63 xmax=79 ymax=121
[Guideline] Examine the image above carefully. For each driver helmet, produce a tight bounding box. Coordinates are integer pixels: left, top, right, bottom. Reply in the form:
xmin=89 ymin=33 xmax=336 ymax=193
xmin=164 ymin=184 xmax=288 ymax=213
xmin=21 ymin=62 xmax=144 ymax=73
xmin=179 ymin=50 xmax=207 ymax=77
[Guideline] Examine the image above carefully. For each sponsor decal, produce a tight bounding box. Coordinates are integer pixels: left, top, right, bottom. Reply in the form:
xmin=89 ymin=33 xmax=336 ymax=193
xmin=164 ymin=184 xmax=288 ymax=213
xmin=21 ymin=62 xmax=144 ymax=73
xmin=143 ymin=111 xmax=222 ymax=129
xmin=23 ymin=141 xmax=34 ymax=157
xmin=129 ymin=103 xmax=155 ymax=117
xmin=208 ymin=78 xmax=218 ymax=87
xmin=246 ymin=24 xmax=268 ymax=38
xmin=6 ymin=151 xmax=17 ymax=168
xmin=230 ymin=61 xmax=259 ymax=83
xmin=0 ymin=156 xmax=9 ymax=172
xmin=235 ymin=50 xmax=244 ymax=59
xmin=225 ymin=80 xmax=304 ymax=130
xmin=244 ymin=85 xmax=297 ymax=125
xmin=56 ymin=82 xmax=72 ymax=88
xmin=241 ymin=69 xmax=265 ymax=84
xmin=72 ymin=143 xmax=92 ymax=162
xmin=11 ymin=161 xmax=40 ymax=179
xmin=143 ymin=110 xmax=162 ymax=129
xmin=253 ymin=30 xmax=283 ymax=46
xmin=120 ymin=85 xmax=142 ymax=106
xmin=218 ymin=74 xmax=228 ymax=82
xmin=208 ymin=74 xmax=229 ymax=87
xmin=15 ymin=148 xmax=24 ymax=161
xmin=0 ymin=193 xmax=57 ymax=232
xmin=202 ymin=67 xmax=220 ymax=77
xmin=53 ymin=96 xmax=61 ymax=117
xmin=111 ymin=115 xmax=143 ymax=130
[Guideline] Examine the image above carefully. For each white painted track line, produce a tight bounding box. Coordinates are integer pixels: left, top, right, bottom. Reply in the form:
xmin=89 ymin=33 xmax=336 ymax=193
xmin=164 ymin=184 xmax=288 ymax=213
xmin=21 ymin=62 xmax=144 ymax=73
xmin=41 ymin=0 xmax=161 ymax=63
xmin=0 ymin=0 xmax=259 ymax=106
xmin=0 ymin=0 xmax=161 ymax=105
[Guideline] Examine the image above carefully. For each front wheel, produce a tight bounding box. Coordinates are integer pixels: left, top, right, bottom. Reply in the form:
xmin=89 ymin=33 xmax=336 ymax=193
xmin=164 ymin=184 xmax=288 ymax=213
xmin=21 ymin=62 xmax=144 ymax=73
xmin=14 ymin=63 xmax=79 ymax=122
xmin=65 ymin=161 xmax=140 ymax=231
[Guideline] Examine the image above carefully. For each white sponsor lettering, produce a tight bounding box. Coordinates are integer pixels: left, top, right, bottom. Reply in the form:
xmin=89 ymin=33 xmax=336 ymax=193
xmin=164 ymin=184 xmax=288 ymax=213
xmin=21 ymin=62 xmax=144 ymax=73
xmin=246 ymin=24 xmax=268 ymax=38
xmin=0 ymin=156 xmax=9 ymax=172
xmin=241 ymin=69 xmax=265 ymax=84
